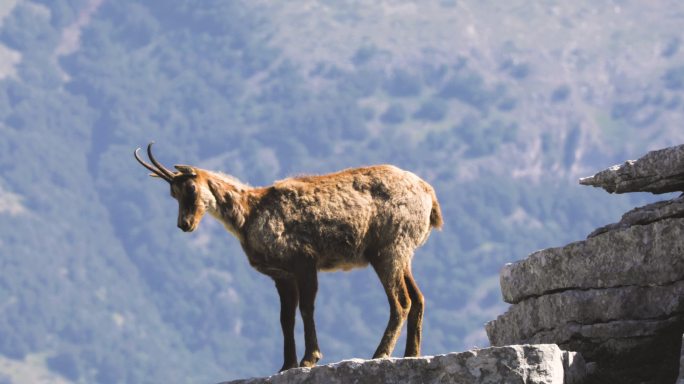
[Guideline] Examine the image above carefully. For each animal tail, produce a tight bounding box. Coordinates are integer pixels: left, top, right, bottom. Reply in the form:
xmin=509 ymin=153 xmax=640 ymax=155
xmin=429 ymin=189 xmax=443 ymax=229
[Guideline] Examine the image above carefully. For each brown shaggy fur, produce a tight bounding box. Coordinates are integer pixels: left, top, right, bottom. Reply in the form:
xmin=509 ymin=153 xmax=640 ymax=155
xmin=149 ymin=161 xmax=442 ymax=371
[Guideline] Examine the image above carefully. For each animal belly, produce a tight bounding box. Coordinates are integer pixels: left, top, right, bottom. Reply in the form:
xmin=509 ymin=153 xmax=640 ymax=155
xmin=318 ymin=254 xmax=369 ymax=272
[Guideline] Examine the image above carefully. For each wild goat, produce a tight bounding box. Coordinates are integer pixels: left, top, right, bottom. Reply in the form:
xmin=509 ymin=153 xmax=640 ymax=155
xmin=135 ymin=142 xmax=443 ymax=371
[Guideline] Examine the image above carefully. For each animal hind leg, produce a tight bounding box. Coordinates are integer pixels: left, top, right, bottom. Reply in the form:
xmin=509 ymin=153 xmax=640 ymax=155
xmin=370 ymin=251 xmax=411 ymax=359
xmin=275 ymin=278 xmax=299 ymax=371
xmin=403 ymin=266 xmax=424 ymax=357
xmin=295 ymin=259 xmax=323 ymax=367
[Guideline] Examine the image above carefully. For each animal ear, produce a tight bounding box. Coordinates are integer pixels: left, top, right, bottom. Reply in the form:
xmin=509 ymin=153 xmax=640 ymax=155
xmin=174 ymin=165 xmax=197 ymax=177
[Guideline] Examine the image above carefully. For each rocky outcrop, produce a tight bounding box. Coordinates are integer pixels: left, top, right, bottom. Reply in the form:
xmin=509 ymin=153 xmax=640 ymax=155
xmin=678 ymin=335 xmax=684 ymax=384
xmin=588 ymin=196 xmax=684 ymax=237
xmin=222 ymin=344 xmax=586 ymax=384
xmin=498 ymin=208 xmax=684 ymax=304
xmin=487 ymin=145 xmax=684 ymax=384
xmin=579 ymin=143 xmax=684 ymax=194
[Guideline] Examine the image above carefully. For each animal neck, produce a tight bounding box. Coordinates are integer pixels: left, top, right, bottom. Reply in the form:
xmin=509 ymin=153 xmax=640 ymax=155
xmin=203 ymin=171 xmax=251 ymax=242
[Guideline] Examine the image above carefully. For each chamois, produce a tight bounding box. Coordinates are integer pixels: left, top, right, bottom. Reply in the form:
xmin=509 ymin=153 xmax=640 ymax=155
xmin=135 ymin=142 xmax=443 ymax=371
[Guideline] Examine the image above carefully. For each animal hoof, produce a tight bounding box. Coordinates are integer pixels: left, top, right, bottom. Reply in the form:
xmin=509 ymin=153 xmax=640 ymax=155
xmin=299 ymin=350 xmax=322 ymax=368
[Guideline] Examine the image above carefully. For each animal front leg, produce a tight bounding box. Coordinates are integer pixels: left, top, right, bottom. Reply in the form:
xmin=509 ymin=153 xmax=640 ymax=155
xmin=295 ymin=261 xmax=322 ymax=367
xmin=275 ymin=278 xmax=299 ymax=371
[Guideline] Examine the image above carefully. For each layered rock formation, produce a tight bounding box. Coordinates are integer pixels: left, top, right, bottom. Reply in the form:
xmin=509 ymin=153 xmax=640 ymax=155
xmin=678 ymin=335 xmax=684 ymax=384
xmin=579 ymin=143 xmax=684 ymax=194
xmin=222 ymin=344 xmax=586 ymax=384
xmin=487 ymin=144 xmax=684 ymax=384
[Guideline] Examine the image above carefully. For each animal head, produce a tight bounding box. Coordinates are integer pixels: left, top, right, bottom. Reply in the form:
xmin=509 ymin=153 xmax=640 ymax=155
xmin=134 ymin=142 xmax=208 ymax=232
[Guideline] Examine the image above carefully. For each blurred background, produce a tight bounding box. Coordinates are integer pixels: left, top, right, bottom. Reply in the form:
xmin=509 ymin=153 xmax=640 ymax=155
xmin=0 ymin=0 xmax=683 ymax=382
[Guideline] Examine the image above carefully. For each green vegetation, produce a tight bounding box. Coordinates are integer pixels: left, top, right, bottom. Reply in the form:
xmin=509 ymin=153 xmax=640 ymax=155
xmin=380 ymin=103 xmax=407 ymax=125
xmin=0 ymin=1 xmax=681 ymax=383
xmin=664 ymin=65 xmax=684 ymax=90
xmin=551 ymin=85 xmax=571 ymax=103
xmin=413 ymin=98 xmax=448 ymax=122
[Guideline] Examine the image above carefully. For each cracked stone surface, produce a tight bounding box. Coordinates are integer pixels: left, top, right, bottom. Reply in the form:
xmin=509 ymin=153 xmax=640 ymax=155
xmin=500 ymin=216 xmax=684 ymax=304
xmin=490 ymin=144 xmax=684 ymax=384
xmin=221 ymin=345 xmax=586 ymax=384
xmin=678 ymin=335 xmax=684 ymax=384
xmin=490 ymin=217 xmax=684 ymax=384
xmin=579 ymin=144 xmax=684 ymax=194
xmin=487 ymin=281 xmax=684 ymax=346
xmin=589 ymin=195 xmax=684 ymax=237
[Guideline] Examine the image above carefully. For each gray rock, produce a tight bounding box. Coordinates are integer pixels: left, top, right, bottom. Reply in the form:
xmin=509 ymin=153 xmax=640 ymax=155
xmin=588 ymin=195 xmax=684 ymax=237
xmin=490 ymin=145 xmax=684 ymax=383
xmin=579 ymin=144 xmax=684 ymax=194
xmin=221 ymin=344 xmax=586 ymax=384
xmin=500 ymin=217 xmax=684 ymax=304
xmin=562 ymin=350 xmax=587 ymax=384
xmin=489 ymin=145 xmax=684 ymax=383
xmin=487 ymin=281 xmax=684 ymax=346
xmin=490 ymin=315 xmax=684 ymax=384
xmin=678 ymin=334 xmax=684 ymax=384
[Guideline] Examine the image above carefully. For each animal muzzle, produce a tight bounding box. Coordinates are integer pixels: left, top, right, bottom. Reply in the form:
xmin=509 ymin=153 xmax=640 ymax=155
xmin=178 ymin=218 xmax=195 ymax=232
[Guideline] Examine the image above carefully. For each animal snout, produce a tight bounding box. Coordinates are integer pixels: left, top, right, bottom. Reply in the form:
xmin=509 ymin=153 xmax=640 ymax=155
xmin=178 ymin=219 xmax=193 ymax=232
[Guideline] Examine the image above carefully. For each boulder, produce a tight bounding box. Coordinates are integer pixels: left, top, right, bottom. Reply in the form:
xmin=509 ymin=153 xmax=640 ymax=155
xmin=222 ymin=344 xmax=586 ymax=384
xmin=578 ymin=144 xmax=684 ymax=194
xmin=489 ymin=144 xmax=684 ymax=383
xmin=487 ymin=281 xmax=684 ymax=346
xmin=678 ymin=334 xmax=684 ymax=384
xmin=500 ymin=216 xmax=684 ymax=304
xmin=588 ymin=195 xmax=684 ymax=237
xmin=487 ymin=284 xmax=684 ymax=383
xmin=489 ymin=198 xmax=684 ymax=383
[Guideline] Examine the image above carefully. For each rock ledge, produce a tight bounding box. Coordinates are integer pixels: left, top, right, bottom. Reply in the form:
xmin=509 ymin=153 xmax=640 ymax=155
xmin=222 ymin=344 xmax=586 ymax=384
xmin=579 ymin=144 xmax=684 ymax=194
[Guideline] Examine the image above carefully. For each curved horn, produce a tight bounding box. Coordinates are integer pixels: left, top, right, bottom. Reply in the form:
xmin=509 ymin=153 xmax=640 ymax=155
xmin=134 ymin=147 xmax=172 ymax=182
xmin=146 ymin=142 xmax=176 ymax=180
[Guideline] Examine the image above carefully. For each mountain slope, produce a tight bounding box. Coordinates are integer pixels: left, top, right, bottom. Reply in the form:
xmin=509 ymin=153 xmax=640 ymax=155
xmin=0 ymin=0 xmax=681 ymax=382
